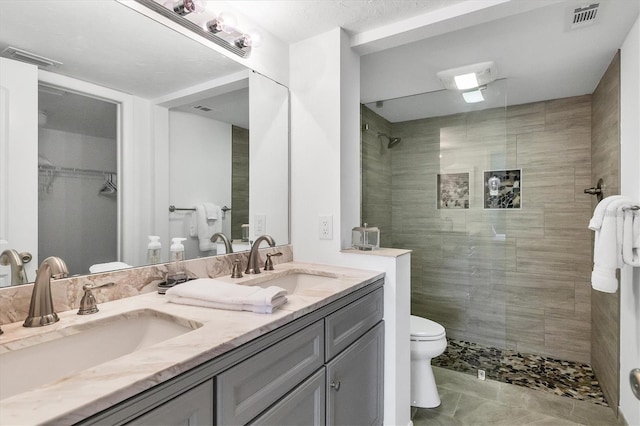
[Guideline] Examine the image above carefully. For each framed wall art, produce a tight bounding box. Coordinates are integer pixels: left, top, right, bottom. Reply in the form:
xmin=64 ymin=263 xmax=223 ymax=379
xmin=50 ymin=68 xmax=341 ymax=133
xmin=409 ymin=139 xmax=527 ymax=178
xmin=483 ymin=169 xmax=521 ymax=209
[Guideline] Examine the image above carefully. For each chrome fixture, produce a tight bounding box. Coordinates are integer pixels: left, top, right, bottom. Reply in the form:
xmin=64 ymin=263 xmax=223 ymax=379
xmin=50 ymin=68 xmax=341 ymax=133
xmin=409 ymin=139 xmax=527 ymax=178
xmin=245 ymin=235 xmax=275 ymax=275
xmin=211 ymin=232 xmax=233 ymax=254
xmin=135 ymin=0 xmax=261 ymax=58
xmin=164 ymin=0 xmax=204 ymax=16
xmin=584 ymin=178 xmax=605 ymax=202
xmin=24 ymin=257 xmax=68 ymax=327
xmin=78 ymin=282 xmax=115 ymax=315
xmin=377 ymin=132 xmax=402 ymax=149
xmin=264 ymin=252 xmax=283 ymax=271
xmin=631 ymin=368 xmax=640 ymax=400
xmin=0 ymin=249 xmax=32 ymax=285
xmin=231 ymin=259 xmax=243 ymax=278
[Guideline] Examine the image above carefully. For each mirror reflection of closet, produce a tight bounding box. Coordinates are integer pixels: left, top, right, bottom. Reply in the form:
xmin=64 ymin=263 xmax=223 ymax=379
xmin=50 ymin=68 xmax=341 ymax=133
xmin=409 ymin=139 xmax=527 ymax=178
xmin=38 ymin=84 xmax=118 ymax=276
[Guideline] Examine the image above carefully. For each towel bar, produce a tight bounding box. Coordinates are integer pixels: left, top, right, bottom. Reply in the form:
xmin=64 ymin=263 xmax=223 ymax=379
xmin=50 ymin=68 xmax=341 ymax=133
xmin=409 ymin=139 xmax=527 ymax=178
xmin=169 ymin=205 xmax=196 ymax=212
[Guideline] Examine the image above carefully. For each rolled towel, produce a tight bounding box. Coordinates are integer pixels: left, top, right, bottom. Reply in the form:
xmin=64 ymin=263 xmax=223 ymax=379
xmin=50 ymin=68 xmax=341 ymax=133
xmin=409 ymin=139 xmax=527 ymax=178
xmin=89 ymin=261 xmax=132 ymax=273
xmin=165 ymin=278 xmax=287 ymax=314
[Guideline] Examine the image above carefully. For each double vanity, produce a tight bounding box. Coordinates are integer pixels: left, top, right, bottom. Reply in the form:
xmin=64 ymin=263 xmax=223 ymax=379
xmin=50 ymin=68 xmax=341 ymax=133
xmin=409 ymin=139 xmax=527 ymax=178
xmin=0 ymin=257 xmax=384 ymax=425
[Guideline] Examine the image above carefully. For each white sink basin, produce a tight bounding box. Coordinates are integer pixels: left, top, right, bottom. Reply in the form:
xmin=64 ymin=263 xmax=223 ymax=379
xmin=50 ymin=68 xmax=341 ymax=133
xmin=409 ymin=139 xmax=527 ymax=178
xmin=0 ymin=309 xmax=201 ymax=400
xmin=254 ymin=272 xmax=338 ymax=294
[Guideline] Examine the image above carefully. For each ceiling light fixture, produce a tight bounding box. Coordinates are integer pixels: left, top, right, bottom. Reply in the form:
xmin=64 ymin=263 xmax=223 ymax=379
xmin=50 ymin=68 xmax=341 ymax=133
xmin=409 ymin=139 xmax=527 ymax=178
xmin=462 ymin=87 xmax=485 ymax=103
xmin=137 ymin=0 xmax=260 ymax=58
xmin=437 ymin=61 xmax=496 ymax=91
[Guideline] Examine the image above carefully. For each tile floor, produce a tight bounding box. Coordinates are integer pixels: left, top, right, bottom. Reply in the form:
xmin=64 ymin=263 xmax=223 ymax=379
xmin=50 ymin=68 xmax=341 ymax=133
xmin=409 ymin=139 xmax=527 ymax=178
xmin=412 ymin=367 xmax=622 ymax=426
xmin=432 ymin=339 xmax=608 ymax=406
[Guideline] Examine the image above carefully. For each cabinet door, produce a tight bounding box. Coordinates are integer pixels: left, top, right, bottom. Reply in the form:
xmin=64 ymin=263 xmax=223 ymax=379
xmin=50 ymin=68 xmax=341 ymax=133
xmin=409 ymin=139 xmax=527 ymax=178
xmin=249 ymin=368 xmax=325 ymax=426
xmin=217 ymin=320 xmax=324 ymax=425
xmin=326 ymin=322 xmax=384 ymax=426
xmin=127 ymin=380 xmax=214 ymax=426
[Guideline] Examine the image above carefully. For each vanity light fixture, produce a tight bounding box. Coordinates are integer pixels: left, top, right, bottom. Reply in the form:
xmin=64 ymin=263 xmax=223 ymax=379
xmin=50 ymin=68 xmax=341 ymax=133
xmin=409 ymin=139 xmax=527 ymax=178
xmin=437 ymin=61 xmax=496 ymax=91
xmin=136 ymin=0 xmax=260 ymax=58
xmin=163 ymin=0 xmax=204 ymax=16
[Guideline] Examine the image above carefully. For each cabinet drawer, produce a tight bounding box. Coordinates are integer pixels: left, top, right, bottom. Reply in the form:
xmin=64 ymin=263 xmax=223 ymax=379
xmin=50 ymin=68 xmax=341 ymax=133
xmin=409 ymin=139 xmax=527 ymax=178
xmin=325 ymin=287 xmax=383 ymax=361
xmin=217 ymin=320 xmax=324 ymax=425
xmin=248 ymin=368 xmax=325 ymax=426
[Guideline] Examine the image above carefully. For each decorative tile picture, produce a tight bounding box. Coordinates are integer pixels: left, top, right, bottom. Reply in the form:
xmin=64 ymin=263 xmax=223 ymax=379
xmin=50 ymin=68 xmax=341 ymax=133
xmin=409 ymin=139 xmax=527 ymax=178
xmin=437 ymin=172 xmax=470 ymax=209
xmin=483 ymin=169 xmax=521 ymax=209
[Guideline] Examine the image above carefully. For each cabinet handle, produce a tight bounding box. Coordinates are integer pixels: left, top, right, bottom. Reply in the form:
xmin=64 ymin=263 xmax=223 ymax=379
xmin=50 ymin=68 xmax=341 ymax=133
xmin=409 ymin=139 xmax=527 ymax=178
xmin=330 ymin=380 xmax=341 ymax=391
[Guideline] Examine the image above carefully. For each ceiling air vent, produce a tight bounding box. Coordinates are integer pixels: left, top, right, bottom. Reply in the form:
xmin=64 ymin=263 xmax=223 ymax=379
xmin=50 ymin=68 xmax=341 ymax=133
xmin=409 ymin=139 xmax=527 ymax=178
xmin=0 ymin=47 xmax=62 ymax=68
xmin=570 ymin=3 xmax=599 ymax=30
xmin=194 ymin=105 xmax=212 ymax=112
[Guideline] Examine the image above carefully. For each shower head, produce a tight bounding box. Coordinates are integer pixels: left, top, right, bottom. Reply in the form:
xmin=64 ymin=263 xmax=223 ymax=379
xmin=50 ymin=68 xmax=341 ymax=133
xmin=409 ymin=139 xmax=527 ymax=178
xmin=377 ymin=132 xmax=402 ymax=149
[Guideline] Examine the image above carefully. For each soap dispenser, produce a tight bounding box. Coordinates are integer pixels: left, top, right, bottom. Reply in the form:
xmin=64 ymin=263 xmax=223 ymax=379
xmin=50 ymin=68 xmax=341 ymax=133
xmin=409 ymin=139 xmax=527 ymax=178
xmin=166 ymin=237 xmax=188 ymax=286
xmin=147 ymin=235 xmax=161 ymax=264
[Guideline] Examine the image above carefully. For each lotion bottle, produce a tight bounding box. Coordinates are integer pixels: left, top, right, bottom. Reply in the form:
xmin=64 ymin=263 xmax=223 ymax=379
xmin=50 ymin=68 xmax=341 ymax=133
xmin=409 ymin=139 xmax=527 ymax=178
xmin=147 ymin=235 xmax=161 ymax=264
xmin=166 ymin=237 xmax=188 ymax=286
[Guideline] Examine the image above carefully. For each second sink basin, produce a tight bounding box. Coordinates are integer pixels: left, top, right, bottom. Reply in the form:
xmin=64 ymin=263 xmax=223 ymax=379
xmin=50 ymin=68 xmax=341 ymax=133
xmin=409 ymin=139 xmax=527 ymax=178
xmin=0 ymin=309 xmax=201 ymax=400
xmin=253 ymin=272 xmax=339 ymax=294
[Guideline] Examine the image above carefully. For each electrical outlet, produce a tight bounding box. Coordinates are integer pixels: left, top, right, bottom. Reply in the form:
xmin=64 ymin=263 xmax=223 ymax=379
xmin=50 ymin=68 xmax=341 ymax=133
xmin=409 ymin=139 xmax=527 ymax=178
xmin=477 ymin=369 xmax=486 ymax=381
xmin=255 ymin=215 xmax=266 ymax=235
xmin=319 ymin=215 xmax=333 ymax=240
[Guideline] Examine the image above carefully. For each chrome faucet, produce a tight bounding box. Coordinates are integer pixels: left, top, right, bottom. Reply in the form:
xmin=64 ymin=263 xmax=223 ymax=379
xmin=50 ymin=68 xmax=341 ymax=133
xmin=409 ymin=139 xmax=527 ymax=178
xmin=245 ymin=235 xmax=275 ymax=275
xmin=211 ymin=232 xmax=233 ymax=254
xmin=23 ymin=257 xmax=68 ymax=327
xmin=0 ymin=249 xmax=32 ymax=285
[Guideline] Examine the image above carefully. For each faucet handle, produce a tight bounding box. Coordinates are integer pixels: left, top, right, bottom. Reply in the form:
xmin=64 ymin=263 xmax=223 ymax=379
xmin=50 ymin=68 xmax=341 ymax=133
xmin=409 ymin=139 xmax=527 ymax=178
xmin=231 ymin=259 xmax=243 ymax=278
xmin=264 ymin=252 xmax=283 ymax=271
xmin=77 ymin=282 xmax=115 ymax=315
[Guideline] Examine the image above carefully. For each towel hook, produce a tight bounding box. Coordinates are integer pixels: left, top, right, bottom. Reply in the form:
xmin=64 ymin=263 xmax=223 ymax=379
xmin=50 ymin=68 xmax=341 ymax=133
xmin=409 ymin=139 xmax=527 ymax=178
xmin=584 ymin=178 xmax=604 ymax=202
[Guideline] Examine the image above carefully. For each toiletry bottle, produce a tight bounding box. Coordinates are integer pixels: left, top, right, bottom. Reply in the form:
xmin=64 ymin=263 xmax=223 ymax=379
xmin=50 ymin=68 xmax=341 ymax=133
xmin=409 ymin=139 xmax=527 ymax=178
xmin=147 ymin=235 xmax=161 ymax=264
xmin=166 ymin=237 xmax=188 ymax=286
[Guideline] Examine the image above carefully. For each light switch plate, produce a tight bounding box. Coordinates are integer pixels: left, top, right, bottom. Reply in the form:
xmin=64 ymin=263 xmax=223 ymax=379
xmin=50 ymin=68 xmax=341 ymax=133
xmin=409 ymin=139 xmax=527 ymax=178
xmin=255 ymin=214 xmax=266 ymax=235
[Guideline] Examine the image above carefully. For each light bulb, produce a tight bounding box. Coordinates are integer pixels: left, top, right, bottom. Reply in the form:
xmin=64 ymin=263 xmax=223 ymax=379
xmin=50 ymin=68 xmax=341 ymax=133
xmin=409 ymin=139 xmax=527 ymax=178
xmin=205 ymin=13 xmax=236 ymax=34
xmin=166 ymin=0 xmax=205 ymax=16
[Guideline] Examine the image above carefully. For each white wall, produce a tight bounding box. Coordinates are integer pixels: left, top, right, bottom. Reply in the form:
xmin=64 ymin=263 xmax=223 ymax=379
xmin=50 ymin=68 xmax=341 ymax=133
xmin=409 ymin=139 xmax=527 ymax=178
xmin=619 ymin=15 xmax=640 ymax=426
xmin=249 ymin=72 xmax=289 ymax=245
xmin=168 ymin=111 xmax=232 ymax=260
xmin=0 ymin=58 xmax=38 ymax=285
xmin=290 ymin=29 xmax=412 ymax=426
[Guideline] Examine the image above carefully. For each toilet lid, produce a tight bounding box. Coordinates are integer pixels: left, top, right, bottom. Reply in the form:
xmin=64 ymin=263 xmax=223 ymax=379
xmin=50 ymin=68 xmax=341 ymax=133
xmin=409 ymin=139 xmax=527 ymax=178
xmin=410 ymin=315 xmax=446 ymax=340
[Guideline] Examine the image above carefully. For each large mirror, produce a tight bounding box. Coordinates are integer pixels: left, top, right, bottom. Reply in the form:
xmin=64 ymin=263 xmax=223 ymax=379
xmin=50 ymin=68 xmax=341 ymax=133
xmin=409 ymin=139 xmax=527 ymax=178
xmin=0 ymin=0 xmax=289 ymax=284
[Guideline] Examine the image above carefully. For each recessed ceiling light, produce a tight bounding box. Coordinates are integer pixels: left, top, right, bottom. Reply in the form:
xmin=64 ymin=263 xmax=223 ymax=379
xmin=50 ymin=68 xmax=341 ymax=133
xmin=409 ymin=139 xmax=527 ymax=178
xmin=454 ymin=73 xmax=479 ymax=90
xmin=437 ymin=62 xmax=496 ymax=91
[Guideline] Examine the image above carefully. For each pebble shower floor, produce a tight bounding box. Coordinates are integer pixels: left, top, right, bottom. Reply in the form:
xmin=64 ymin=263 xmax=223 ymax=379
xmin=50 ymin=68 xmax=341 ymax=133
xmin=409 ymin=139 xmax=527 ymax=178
xmin=432 ymin=339 xmax=608 ymax=406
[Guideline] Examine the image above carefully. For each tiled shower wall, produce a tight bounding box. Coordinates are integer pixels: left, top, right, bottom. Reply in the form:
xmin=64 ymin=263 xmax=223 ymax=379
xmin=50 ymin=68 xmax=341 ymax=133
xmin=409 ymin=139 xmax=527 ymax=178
xmin=362 ymin=94 xmax=594 ymax=363
xmin=231 ymin=125 xmax=249 ymax=240
xmin=590 ymin=52 xmax=620 ymax=411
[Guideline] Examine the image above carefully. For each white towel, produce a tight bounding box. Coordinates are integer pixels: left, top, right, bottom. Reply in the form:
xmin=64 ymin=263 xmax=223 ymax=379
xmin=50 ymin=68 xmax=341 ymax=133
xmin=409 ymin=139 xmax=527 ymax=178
xmin=89 ymin=261 xmax=132 ymax=273
xmin=195 ymin=204 xmax=222 ymax=251
xmin=590 ymin=197 xmax=633 ymax=292
xmin=622 ymin=209 xmax=640 ymax=266
xmin=588 ymin=195 xmax=624 ymax=231
xmin=165 ymin=278 xmax=287 ymax=314
xmin=204 ymin=203 xmax=221 ymax=220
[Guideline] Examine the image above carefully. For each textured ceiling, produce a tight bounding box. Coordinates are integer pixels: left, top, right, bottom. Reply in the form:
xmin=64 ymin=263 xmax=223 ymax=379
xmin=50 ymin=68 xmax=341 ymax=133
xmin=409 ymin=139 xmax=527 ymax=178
xmin=218 ymin=0 xmax=467 ymax=44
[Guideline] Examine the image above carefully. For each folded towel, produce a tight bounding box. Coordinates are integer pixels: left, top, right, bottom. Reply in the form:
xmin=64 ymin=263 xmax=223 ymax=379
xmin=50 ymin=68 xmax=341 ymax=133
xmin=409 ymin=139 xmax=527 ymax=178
xmin=588 ymin=195 xmax=624 ymax=231
xmin=204 ymin=203 xmax=221 ymax=220
xmin=165 ymin=278 xmax=288 ymax=314
xmin=623 ymin=209 xmax=640 ymax=266
xmin=195 ymin=204 xmax=222 ymax=252
xmin=89 ymin=261 xmax=132 ymax=273
xmin=590 ymin=197 xmax=634 ymax=292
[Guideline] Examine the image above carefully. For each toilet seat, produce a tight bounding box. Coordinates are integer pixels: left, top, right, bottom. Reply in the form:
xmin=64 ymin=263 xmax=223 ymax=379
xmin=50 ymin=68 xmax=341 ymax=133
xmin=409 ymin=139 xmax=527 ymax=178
xmin=410 ymin=315 xmax=446 ymax=341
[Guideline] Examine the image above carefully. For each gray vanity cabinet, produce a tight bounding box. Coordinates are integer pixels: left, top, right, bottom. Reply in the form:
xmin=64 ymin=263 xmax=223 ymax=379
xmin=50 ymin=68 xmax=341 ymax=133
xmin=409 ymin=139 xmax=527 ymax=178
xmin=77 ymin=280 xmax=383 ymax=426
xmin=248 ymin=368 xmax=326 ymax=426
xmin=326 ymin=322 xmax=384 ymax=426
xmin=128 ymin=380 xmax=214 ymax=425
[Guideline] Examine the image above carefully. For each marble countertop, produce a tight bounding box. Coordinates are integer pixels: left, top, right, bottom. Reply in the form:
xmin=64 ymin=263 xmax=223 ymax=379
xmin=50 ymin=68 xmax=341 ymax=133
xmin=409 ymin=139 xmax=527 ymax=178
xmin=0 ymin=262 xmax=383 ymax=425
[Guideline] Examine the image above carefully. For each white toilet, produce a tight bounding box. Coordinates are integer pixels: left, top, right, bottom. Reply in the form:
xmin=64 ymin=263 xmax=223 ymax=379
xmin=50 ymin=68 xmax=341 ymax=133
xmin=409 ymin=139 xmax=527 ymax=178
xmin=410 ymin=315 xmax=447 ymax=408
